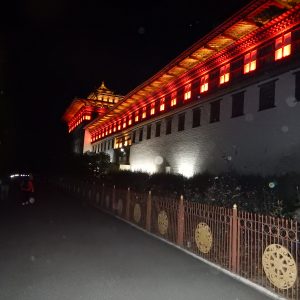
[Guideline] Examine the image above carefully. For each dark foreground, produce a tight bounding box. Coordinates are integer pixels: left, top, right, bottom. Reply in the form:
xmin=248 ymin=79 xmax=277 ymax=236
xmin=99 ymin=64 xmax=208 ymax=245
xmin=0 ymin=182 xmax=275 ymax=300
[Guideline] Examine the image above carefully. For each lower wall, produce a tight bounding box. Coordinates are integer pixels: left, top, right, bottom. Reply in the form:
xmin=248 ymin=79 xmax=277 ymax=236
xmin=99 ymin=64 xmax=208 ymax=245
xmin=129 ymin=71 xmax=300 ymax=176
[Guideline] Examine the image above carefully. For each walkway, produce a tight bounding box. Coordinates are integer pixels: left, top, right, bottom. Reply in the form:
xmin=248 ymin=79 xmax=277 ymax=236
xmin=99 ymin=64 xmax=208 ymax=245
xmin=0 ymin=183 xmax=276 ymax=300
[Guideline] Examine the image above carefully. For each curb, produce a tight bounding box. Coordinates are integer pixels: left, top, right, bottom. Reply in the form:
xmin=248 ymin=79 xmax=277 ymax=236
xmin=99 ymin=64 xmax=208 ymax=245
xmin=94 ymin=204 xmax=286 ymax=300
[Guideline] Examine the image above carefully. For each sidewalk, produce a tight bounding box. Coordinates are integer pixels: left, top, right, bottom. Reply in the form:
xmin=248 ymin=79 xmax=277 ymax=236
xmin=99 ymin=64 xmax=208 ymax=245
xmin=0 ymin=184 xmax=277 ymax=300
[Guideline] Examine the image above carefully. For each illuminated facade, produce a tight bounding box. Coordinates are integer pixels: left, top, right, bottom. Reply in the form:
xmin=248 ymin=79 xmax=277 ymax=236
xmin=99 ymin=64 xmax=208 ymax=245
xmin=63 ymin=82 xmax=123 ymax=154
xmin=64 ymin=0 xmax=300 ymax=176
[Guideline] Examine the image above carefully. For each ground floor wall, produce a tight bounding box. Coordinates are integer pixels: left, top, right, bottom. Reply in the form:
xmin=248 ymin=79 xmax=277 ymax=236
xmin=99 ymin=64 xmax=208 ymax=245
xmin=129 ymin=69 xmax=300 ymax=176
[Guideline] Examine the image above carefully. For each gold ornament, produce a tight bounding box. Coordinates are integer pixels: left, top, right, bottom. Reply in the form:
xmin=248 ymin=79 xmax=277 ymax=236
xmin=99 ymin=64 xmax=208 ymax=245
xmin=195 ymin=223 xmax=213 ymax=253
xmin=158 ymin=210 xmax=168 ymax=235
xmin=133 ymin=203 xmax=141 ymax=223
xmin=262 ymin=244 xmax=297 ymax=289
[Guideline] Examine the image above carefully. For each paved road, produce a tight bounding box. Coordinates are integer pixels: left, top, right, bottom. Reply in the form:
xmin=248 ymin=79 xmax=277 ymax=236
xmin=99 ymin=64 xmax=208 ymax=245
xmin=0 ymin=183 xmax=276 ymax=300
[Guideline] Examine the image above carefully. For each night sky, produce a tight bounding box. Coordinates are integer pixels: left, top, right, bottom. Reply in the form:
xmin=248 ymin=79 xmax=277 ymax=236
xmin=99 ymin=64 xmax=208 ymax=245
xmin=1 ymin=0 xmax=251 ymax=173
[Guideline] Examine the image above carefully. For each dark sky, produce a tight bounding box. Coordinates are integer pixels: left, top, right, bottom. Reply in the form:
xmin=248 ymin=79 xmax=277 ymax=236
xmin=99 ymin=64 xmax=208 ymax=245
xmin=1 ymin=0 xmax=251 ymax=172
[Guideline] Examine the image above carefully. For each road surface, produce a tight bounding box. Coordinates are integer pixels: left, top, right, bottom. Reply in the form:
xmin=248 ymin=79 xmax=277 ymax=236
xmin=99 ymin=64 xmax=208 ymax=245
xmin=0 ymin=182 xmax=276 ymax=300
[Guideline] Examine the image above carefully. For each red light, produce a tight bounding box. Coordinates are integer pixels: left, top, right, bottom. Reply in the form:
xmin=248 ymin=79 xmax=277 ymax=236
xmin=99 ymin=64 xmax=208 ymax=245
xmin=150 ymin=103 xmax=155 ymax=115
xmin=275 ymin=32 xmax=291 ymax=61
xmin=220 ymin=63 xmax=230 ymax=84
xmin=200 ymin=75 xmax=209 ymax=93
xmin=142 ymin=107 xmax=146 ymax=119
xmin=184 ymin=84 xmax=191 ymax=100
xmin=244 ymin=50 xmax=256 ymax=73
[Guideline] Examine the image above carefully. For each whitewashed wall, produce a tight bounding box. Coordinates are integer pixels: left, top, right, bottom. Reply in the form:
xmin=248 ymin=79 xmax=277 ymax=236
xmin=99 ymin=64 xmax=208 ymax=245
xmin=129 ymin=69 xmax=300 ymax=177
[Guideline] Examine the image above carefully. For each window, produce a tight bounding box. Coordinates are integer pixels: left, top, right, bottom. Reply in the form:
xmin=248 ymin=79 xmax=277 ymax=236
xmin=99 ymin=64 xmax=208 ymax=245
xmin=160 ymin=98 xmax=165 ymax=111
xmin=147 ymin=125 xmax=151 ymax=139
xmin=192 ymin=107 xmax=201 ymax=128
xmin=259 ymin=81 xmax=276 ymax=111
xmin=220 ymin=63 xmax=230 ymax=84
xmin=128 ymin=114 xmax=132 ymax=126
xmin=232 ymin=91 xmax=245 ymax=118
xmin=275 ymin=32 xmax=291 ymax=61
xmin=295 ymin=71 xmax=300 ymax=102
xmin=171 ymin=92 xmax=177 ymax=107
xmin=113 ymin=123 xmax=117 ymax=132
xmin=132 ymin=131 xmax=136 ymax=143
xmin=123 ymin=117 xmax=127 ymax=129
xmin=210 ymin=100 xmax=220 ymax=123
xmin=135 ymin=111 xmax=139 ymax=122
xmin=109 ymin=126 xmax=112 ymax=134
xmin=166 ymin=117 xmax=172 ymax=135
xmin=244 ymin=50 xmax=257 ymax=74
xmin=184 ymin=84 xmax=191 ymax=100
xmin=139 ymin=128 xmax=143 ymax=141
xmin=155 ymin=122 xmax=161 ymax=137
xmin=117 ymin=121 xmax=121 ymax=130
xmin=178 ymin=113 xmax=185 ymax=131
xmin=150 ymin=102 xmax=155 ymax=115
xmin=200 ymin=75 xmax=209 ymax=93
xmin=142 ymin=107 xmax=146 ymax=119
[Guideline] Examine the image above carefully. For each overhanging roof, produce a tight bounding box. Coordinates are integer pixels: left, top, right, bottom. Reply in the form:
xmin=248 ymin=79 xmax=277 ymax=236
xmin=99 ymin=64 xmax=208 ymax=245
xmin=86 ymin=0 xmax=300 ymax=132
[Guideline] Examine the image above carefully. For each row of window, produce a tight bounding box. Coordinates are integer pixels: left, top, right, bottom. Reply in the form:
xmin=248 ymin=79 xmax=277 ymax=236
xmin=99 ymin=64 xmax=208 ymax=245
xmin=91 ymin=31 xmax=294 ymax=143
xmin=92 ymin=71 xmax=300 ymax=152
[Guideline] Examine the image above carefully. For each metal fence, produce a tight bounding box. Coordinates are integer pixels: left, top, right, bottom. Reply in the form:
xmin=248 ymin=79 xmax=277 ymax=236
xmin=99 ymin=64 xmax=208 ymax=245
xmin=58 ymin=180 xmax=299 ymax=300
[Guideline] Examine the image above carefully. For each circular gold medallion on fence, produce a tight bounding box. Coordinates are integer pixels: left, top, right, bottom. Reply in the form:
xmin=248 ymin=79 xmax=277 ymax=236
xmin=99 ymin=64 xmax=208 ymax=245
xmin=158 ymin=211 xmax=168 ymax=235
xmin=134 ymin=203 xmax=141 ymax=223
xmin=195 ymin=223 xmax=213 ymax=254
xmin=262 ymin=244 xmax=297 ymax=289
xmin=117 ymin=199 xmax=123 ymax=215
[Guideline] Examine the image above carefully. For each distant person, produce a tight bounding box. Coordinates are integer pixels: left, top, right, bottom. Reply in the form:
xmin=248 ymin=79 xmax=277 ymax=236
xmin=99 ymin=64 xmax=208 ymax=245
xmin=20 ymin=174 xmax=35 ymax=205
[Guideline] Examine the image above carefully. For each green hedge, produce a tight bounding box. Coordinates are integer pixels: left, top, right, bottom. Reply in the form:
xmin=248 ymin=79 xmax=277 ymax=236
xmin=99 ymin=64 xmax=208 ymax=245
xmin=98 ymin=170 xmax=300 ymax=217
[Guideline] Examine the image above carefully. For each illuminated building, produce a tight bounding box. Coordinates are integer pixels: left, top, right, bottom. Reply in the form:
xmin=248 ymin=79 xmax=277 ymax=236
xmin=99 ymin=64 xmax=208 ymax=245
xmin=62 ymin=82 xmax=123 ymax=154
xmin=64 ymin=0 xmax=300 ymax=176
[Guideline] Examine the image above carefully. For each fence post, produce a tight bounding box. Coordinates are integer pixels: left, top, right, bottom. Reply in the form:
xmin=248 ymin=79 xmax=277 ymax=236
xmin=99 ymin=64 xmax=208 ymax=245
xmin=177 ymin=195 xmax=185 ymax=247
xmin=146 ymin=191 xmax=152 ymax=232
xmin=126 ymin=187 xmax=131 ymax=220
xmin=231 ymin=204 xmax=238 ymax=273
xmin=112 ymin=185 xmax=116 ymax=212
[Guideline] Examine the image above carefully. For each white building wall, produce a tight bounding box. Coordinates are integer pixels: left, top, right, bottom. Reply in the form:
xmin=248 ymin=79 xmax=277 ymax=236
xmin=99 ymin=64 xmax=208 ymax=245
xmin=83 ymin=129 xmax=92 ymax=153
xmin=129 ymin=69 xmax=300 ymax=176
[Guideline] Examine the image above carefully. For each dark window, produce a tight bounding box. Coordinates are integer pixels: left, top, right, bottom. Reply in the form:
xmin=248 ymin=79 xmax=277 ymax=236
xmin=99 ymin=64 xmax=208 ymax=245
xmin=139 ymin=128 xmax=143 ymax=141
xmin=192 ymin=107 xmax=201 ymax=128
xmin=259 ymin=81 xmax=276 ymax=111
xmin=101 ymin=143 xmax=103 ymax=151
xmin=132 ymin=131 xmax=136 ymax=143
xmin=232 ymin=92 xmax=244 ymax=118
xmin=104 ymin=141 xmax=106 ymax=151
xmin=295 ymin=71 xmax=300 ymax=102
xmin=178 ymin=113 xmax=185 ymax=131
xmin=210 ymin=100 xmax=220 ymax=123
xmin=147 ymin=125 xmax=151 ymax=139
xmin=155 ymin=122 xmax=161 ymax=137
xmin=166 ymin=117 xmax=172 ymax=135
